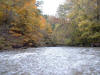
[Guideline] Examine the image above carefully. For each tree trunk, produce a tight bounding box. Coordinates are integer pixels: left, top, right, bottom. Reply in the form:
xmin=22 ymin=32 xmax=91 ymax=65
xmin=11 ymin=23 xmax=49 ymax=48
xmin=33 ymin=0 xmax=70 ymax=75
xmin=97 ymin=0 xmax=100 ymax=20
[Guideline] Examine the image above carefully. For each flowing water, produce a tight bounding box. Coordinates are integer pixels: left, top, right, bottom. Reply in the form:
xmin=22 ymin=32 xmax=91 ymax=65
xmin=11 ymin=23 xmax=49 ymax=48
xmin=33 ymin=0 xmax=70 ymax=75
xmin=0 ymin=47 xmax=100 ymax=75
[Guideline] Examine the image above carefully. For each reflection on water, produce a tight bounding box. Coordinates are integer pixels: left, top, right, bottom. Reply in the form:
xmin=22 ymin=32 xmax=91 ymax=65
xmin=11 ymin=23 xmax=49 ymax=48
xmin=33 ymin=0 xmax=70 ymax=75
xmin=0 ymin=47 xmax=100 ymax=75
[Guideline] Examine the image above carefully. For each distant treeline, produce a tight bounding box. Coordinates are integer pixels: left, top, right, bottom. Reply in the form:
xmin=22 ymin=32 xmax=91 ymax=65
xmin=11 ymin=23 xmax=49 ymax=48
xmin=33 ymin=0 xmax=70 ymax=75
xmin=46 ymin=0 xmax=100 ymax=47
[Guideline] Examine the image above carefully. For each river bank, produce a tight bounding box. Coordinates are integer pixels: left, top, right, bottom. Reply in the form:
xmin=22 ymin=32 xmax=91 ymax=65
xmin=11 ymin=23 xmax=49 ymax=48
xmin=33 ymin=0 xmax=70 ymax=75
xmin=1 ymin=43 xmax=100 ymax=51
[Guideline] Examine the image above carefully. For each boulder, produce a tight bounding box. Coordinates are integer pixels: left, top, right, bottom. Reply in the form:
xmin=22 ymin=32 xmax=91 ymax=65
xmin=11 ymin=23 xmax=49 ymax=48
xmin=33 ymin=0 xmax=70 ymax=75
xmin=91 ymin=43 xmax=100 ymax=47
xmin=12 ymin=44 xmax=23 ymax=48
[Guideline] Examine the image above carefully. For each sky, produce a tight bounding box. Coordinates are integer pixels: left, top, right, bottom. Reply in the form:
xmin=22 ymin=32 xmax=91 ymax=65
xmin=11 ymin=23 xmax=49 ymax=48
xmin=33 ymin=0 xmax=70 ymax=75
xmin=37 ymin=0 xmax=65 ymax=16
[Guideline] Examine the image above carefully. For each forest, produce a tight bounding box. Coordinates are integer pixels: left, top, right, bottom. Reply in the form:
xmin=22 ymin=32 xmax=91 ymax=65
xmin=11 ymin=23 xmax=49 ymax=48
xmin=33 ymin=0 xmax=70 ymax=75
xmin=0 ymin=0 xmax=100 ymax=50
xmin=47 ymin=0 xmax=100 ymax=47
xmin=0 ymin=0 xmax=52 ymax=50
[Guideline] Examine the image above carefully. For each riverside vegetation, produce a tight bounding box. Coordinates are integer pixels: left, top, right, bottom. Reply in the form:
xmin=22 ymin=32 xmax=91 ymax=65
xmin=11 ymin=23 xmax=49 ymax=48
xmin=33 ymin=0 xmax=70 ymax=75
xmin=47 ymin=0 xmax=100 ymax=47
xmin=0 ymin=0 xmax=52 ymax=50
xmin=0 ymin=0 xmax=100 ymax=50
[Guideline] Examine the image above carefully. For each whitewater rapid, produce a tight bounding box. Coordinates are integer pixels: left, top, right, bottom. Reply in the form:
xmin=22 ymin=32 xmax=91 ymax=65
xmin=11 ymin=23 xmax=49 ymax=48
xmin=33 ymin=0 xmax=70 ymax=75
xmin=0 ymin=47 xmax=100 ymax=75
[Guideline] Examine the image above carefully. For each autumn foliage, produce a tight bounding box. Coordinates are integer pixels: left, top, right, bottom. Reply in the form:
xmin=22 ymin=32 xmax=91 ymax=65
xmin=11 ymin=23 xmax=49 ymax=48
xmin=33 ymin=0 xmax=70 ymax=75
xmin=0 ymin=0 xmax=52 ymax=49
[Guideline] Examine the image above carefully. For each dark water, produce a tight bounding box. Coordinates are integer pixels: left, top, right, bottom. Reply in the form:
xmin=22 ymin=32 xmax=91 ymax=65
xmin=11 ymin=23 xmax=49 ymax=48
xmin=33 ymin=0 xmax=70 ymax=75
xmin=0 ymin=47 xmax=100 ymax=75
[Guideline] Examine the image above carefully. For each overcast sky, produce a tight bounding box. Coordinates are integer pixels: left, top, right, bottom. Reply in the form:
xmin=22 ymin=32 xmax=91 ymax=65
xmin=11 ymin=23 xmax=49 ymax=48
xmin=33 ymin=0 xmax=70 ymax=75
xmin=37 ymin=0 xmax=65 ymax=16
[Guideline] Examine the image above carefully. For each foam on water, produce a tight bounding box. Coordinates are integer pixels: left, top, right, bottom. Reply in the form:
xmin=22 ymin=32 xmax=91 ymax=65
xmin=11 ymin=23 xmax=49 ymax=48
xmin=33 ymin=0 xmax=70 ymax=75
xmin=0 ymin=47 xmax=100 ymax=75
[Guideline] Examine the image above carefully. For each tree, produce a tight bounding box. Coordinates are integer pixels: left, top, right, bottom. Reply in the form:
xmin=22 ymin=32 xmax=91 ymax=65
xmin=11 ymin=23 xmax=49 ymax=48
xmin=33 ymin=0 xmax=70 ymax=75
xmin=53 ymin=0 xmax=100 ymax=46
xmin=0 ymin=0 xmax=52 ymax=49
